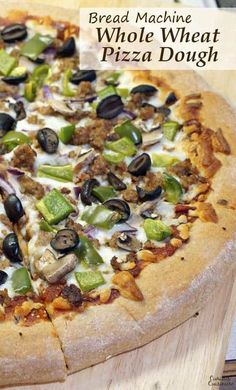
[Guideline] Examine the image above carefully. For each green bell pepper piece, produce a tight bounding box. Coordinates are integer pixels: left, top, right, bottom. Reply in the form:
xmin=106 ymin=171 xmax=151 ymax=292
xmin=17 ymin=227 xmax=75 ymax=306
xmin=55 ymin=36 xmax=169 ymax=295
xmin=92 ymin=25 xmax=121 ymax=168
xmin=117 ymin=88 xmax=129 ymax=98
xmin=21 ymin=33 xmax=53 ymax=60
xmin=82 ymin=204 xmax=120 ymax=229
xmin=105 ymin=72 xmax=121 ymax=85
xmin=39 ymin=219 xmax=57 ymax=233
xmin=59 ymin=124 xmax=75 ymax=144
xmin=162 ymin=121 xmax=180 ymax=141
xmin=10 ymin=66 xmax=27 ymax=77
xmin=98 ymin=85 xmax=117 ymax=100
xmin=12 ymin=267 xmax=32 ymax=295
xmin=152 ymin=153 xmax=179 ymax=167
xmin=163 ymin=173 xmax=183 ymax=204
xmin=144 ymin=219 xmax=172 ymax=241
xmin=37 ymin=164 xmax=73 ymax=182
xmin=24 ymin=80 xmax=37 ymax=102
xmin=106 ymin=137 xmax=136 ymax=157
xmin=0 ymin=50 xmax=17 ymax=76
xmin=75 ymin=270 xmax=105 ymax=292
xmin=32 ymin=64 xmax=50 ymax=87
xmin=103 ymin=150 xmax=125 ymax=164
xmin=62 ymin=68 xmax=75 ymax=97
xmin=36 ymin=189 xmax=75 ymax=224
xmin=74 ymin=236 xmax=103 ymax=266
xmin=114 ymin=120 xmax=142 ymax=145
xmin=2 ymin=131 xmax=31 ymax=152
xmin=92 ymin=186 xmax=116 ymax=202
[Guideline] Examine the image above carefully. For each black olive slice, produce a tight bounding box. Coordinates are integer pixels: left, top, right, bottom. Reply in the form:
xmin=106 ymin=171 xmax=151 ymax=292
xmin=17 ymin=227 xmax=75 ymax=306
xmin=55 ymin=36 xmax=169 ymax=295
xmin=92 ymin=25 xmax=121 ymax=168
xmin=1 ymin=23 xmax=27 ymax=43
xmin=107 ymin=172 xmax=127 ymax=191
xmin=57 ymin=37 xmax=76 ymax=58
xmin=136 ymin=185 xmax=162 ymax=202
xmin=81 ymin=178 xmax=100 ymax=205
xmin=0 ymin=113 xmax=16 ymax=137
xmin=37 ymin=128 xmax=59 ymax=154
xmin=2 ymin=73 xmax=28 ymax=86
xmin=3 ymin=233 xmax=23 ymax=263
xmin=165 ymin=92 xmax=178 ymax=106
xmin=96 ymin=95 xmax=124 ymax=120
xmin=103 ymin=199 xmax=130 ymax=223
xmin=131 ymin=84 xmax=157 ymax=95
xmin=51 ymin=229 xmax=79 ymax=253
xmin=128 ymin=153 xmax=151 ymax=177
xmin=70 ymin=70 xmax=96 ymax=85
xmin=4 ymin=194 xmax=24 ymax=223
xmin=0 ymin=270 xmax=8 ymax=285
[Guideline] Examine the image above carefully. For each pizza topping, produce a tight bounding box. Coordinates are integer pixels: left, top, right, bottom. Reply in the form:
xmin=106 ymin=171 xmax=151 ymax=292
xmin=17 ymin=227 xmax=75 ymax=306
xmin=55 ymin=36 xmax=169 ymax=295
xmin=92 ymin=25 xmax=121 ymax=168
xmin=2 ymin=69 xmax=28 ymax=86
xmin=0 ymin=112 xmax=15 ymax=137
xmin=43 ymin=252 xmax=77 ymax=284
xmin=1 ymin=23 xmax=27 ymax=43
xmin=75 ymin=235 xmax=103 ymax=266
xmin=128 ymin=153 xmax=151 ymax=176
xmin=163 ymin=173 xmax=183 ymax=204
xmin=12 ymin=267 xmax=32 ymax=294
xmin=106 ymin=137 xmax=137 ymax=157
xmin=82 ymin=204 xmax=120 ymax=229
xmin=61 ymin=284 xmax=83 ymax=306
xmin=50 ymin=228 xmax=79 ymax=253
xmin=114 ymin=120 xmax=142 ymax=145
xmin=70 ymin=70 xmax=96 ymax=85
xmin=59 ymin=123 xmax=75 ymax=144
xmin=75 ymin=270 xmax=105 ymax=292
xmin=2 ymin=131 xmax=31 ymax=152
xmin=96 ymin=94 xmax=124 ymax=119
xmin=81 ymin=178 xmax=100 ymax=205
xmin=92 ymin=185 xmax=116 ymax=202
xmin=136 ymin=185 xmax=162 ymax=202
xmin=112 ymin=271 xmax=143 ymax=301
xmin=37 ymin=127 xmax=59 ymax=154
xmin=165 ymin=92 xmax=178 ymax=106
xmin=3 ymin=233 xmax=23 ymax=263
xmin=0 ymin=50 xmax=18 ymax=76
xmin=143 ymin=218 xmax=172 ymax=241
xmin=131 ymin=84 xmax=157 ymax=95
xmin=38 ymin=164 xmax=73 ymax=182
xmin=116 ymin=233 xmax=142 ymax=252
xmin=162 ymin=120 xmax=180 ymax=142
xmin=21 ymin=33 xmax=53 ymax=61
xmin=36 ymin=189 xmax=75 ymax=224
xmin=3 ymin=194 xmax=24 ymax=223
xmin=49 ymin=99 xmax=75 ymax=116
xmin=12 ymin=144 xmax=35 ymax=170
xmin=142 ymin=130 xmax=162 ymax=148
xmin=107 ymin=172 xmax=127 ymax=191
xmin=18 ymin=175 xmax=45 ymax=199
xmin=57 ymin=36 xmax=75 ymax=57
xmin=0 ymin=270 xmax=8 ymax=285
xmin=103 ymin=199 xmax=131 ymax=223
xmin=152 ymin=153 xmax=179 ymax=167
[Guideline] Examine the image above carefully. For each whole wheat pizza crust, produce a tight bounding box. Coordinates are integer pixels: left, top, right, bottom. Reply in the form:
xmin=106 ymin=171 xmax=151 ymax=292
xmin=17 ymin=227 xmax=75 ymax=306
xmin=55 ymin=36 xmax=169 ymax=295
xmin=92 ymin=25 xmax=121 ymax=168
xmin=0 ymin=5 xmax=235 ymax=386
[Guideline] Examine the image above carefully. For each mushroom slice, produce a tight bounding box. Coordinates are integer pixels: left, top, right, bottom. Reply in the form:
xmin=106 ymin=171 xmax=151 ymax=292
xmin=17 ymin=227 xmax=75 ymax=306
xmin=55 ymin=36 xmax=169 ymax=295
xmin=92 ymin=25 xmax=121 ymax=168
xmin=42 ymin=253 xmax=77 ymax=284
xmin=76 ymin=149 xmax=96 ymax=167
xmin=49 ymin=99 xmax=76 ymax=116
xmin=35 ymin=249 xmax=57 ymax=274
xmin=116 ymin=233 xmax=142 ymax=252
xmin=142 ymin=130 xmax=162 ymax=147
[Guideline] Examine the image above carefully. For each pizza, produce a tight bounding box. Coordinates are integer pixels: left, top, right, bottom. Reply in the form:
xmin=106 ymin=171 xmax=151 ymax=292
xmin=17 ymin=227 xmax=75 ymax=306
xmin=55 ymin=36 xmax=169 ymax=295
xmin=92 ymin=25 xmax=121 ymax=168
xmin=0 ymin=7 xmax=235 ymax=386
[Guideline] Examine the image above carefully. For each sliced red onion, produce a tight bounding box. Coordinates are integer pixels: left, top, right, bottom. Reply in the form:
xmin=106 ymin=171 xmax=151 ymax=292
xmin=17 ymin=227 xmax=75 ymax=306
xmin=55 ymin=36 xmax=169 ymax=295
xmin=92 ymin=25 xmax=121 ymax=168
xmin=83 ymin=225 xmax=98 ymax=239
xmin=74 ymin=186 xmax=81 ymax=198
xmin=43 ymin=85 xmax=53 ymax=100
xmin=118 ymin=222 xmax=138 ymax=234
xmin=0 ymin=177 xmax=15 ymax=194
xmin=121 ymin=109 xmax=137 ymax=120
xmin=7 ymin=167 xmax=25 ymax=176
